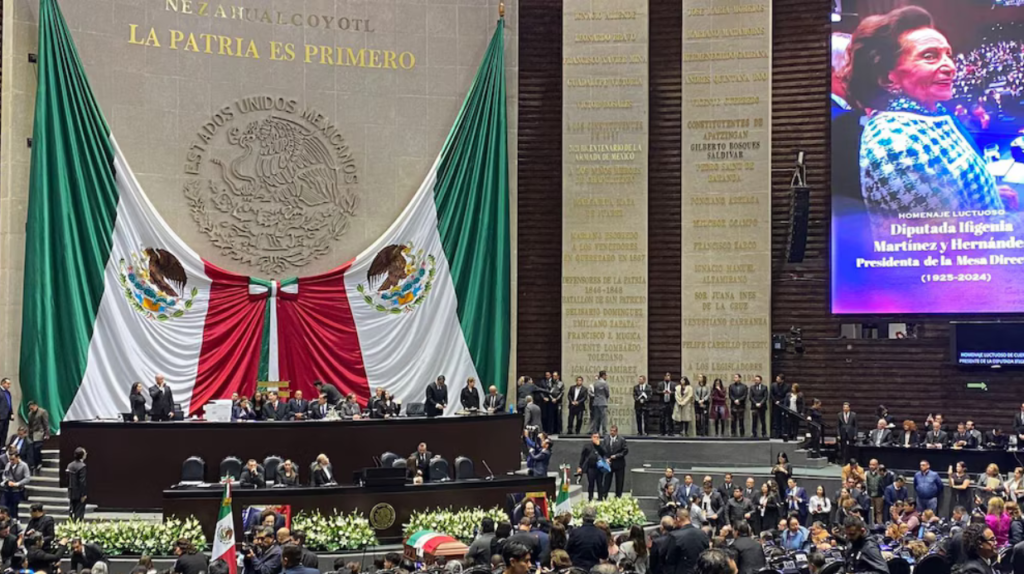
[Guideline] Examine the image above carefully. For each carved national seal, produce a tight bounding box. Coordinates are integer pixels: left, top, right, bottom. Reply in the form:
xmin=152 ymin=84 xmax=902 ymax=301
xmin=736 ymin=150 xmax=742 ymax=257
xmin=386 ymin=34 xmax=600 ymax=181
xmin=182 ymin=96 xmax=359 ymax=275
xmin=368 ymin=502 xmax=396 ymax=530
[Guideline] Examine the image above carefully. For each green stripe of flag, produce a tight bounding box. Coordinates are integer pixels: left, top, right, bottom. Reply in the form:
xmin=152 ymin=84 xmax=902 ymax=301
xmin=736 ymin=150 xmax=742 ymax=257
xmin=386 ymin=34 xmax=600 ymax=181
xmin=434 ymin=19 xmax=510 ymax=394
xmin=20 ymin=0 xmax=120 ymax=432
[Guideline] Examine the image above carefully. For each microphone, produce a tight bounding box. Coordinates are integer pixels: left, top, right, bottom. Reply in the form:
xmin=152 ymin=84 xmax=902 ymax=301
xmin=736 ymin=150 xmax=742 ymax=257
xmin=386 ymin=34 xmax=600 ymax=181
xmin=481 ymin=459 xmax=495 ymax=481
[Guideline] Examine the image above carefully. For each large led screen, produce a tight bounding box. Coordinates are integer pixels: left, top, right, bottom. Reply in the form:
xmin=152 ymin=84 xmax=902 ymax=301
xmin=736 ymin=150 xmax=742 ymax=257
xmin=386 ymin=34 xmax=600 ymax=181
xmin=831 ymin=0 xmax=1024 ymax=313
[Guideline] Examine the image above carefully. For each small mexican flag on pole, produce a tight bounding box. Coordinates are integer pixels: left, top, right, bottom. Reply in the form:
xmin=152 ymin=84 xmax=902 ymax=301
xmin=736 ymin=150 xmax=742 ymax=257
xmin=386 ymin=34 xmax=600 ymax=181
xmin=555 ymin=465 xmax=572 ymax=515
xmin=212 ymin=481 xmax=237 ymax=574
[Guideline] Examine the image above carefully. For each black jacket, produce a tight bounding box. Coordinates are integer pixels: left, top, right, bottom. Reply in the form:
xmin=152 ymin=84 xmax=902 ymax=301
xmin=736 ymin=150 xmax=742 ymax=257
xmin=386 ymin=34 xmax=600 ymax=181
xmin=425 ymin=382 xmax=448 ymax=417
xmin=316 ymin=383 xmax=343 ymax=406
xmin=868 ymin=428 xmax=893 ymax=447
xmin=66 ymin=460 xmax=87 ymax=500
xmin=725 ymin=497 xmax=754 ymax=527
xmin=770 ymin=381 xmax=790 ymax=405
xmin=567 ymin=386 xmax=588 ymax=411
xmin=731 ymin=536 xmax=766 ymax=574
xmin=728 ymin=383 xmax=748 ymax=410
xmin=148 ymin=384 xmax=175 ymax=419
xmin=838 ymin=412 xmax=858 ymax=440
xmin=26 ymin=515 xmax=55 ymax=550
xmin=461 ymin=386 xmax=481 ymax=410
xmin=602 ymin=435 xmax=629 ymax=470
xmin=665 ymin=524 xmax=710 ymax=574
xmin=748 ymin=383 xmax=768 ymax=410
xmin=262 ymin=401 xmax=289 ymax=421
xmin=842 ymin=536 xmax=889 ymax=574
xmin=129 ymin=392 xmax=147 ymax=421
xmin=240 ymin=468 xmax=266 ymax=489
xmin=312 ymin=465 xmax=336 ymax=486
xmin=565 ymin=522 xmax=608 ymax=571
xmin=287 ymin=398 xmax=309 ymax=419
xmin=578 ymin=442 xmax=608 ymax=473
xmin=483 ymin=393 xmax=505 ymax=412
xmin=174 ymin=552 xmax=210 ymax=574
xmin=26 ymin=544 xmax=66 ymax=573
xmin=71 ymin=542 xmax=108 ymax=571
xmin=649 ymin=529 xmax=675 ymax=574
xmin=308 ymin=402 xmax=330 ymax=420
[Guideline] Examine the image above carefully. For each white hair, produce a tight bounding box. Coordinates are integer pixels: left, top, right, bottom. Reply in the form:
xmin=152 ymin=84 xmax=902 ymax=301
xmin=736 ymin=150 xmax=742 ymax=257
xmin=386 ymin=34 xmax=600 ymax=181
xmin=832 ymin=32 xmax=852 ymax=73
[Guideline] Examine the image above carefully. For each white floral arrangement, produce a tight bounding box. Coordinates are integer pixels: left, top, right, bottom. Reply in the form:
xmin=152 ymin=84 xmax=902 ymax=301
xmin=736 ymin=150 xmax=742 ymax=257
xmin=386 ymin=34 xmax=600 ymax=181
xmin=55 ymin=516 xmax=207 ymax=556
xmin=403 ymin=506 xmax=507 ymax=541
xmin=291 ymin=510 xmax=379 ymax=551
xmin=571 ymin=495 xmax=647 ymax=528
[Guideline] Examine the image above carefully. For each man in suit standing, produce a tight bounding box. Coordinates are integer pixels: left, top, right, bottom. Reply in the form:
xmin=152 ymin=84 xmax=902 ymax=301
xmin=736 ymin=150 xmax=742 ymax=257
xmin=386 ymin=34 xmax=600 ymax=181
xmin=659 ymin=373 xmax=677 ymax=436
xmin=785 ymin=478 xmax=809 ymax=524
xmin=549 ymin=372 xmax=565 ymax=435
xmin=425 ymin=375 xmax=448 ymax=418
xmin=699 ymin=480 xmax=725 ymax=529
xmin=567 ymin=377 xmax=587 ymax=435
xmin=26 ymin=402 xmax=49 ymax=473
xmin=717 ymin=473 xmax=737 ymax=501
xmin=590 ymin=371 xmax=610 ymax=435
xmin=728 ymin=375 xmax=748 ymax=437
xmin=869 ymin=418 xmax=893 ymax=447
xmin=536 ymin=372 xmax=552 ymax=433
xmin=770 ymin=374 xmax=790 ymax=439
xmin=603 ymin=426 xmax=628 ymax=498
xmin=484 ymin=386 xmax=505 ymax=414
xmin=565 ymin=507 xmax=609 ymax=570
xmin=666 ymin=508 xmax=710 ymax=574
xmin=1013 ymin=403 xmax=1024 ymax=444
xmin=262 ymin=392 xmax=288 ymax=421
xmin=287 ymin=391 xmax=309 ymax=420
xmin=924 ymin=420 xmax=948 ymax=449
xmin=523 ymin=396 xmax=542 ymax=430
xmin=411 ymin=443 xmax=432 ymax=482
xmin=748 ymin=376 xmax=768 ymax=438
xmin=1 ymin=451 xmax=29 ymax=520
xmin=460 ymin=377 xmax=482 ymax=411
xmin=148 ymin=374 xmax=174 ymax=421
xmin=0 ymin=380 xmax=12 ymax=445
xmin=516 ymin=377 xmax=537 ymax=412
xmin=677 ymin=474 xmax=700 ymax=506
xmin=837 ymin=402 xmax=858 ymax=462
xmin=633 ymin=376 xmax=651 ymax=436
xmin=312 ymin=381 xmax=343 ymax=407
xmin=66 ymin=447 xmax=88 ymax=521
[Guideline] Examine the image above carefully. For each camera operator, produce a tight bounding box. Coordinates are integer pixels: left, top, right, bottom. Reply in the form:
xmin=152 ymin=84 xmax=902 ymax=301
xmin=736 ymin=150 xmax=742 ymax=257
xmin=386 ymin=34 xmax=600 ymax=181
xmin=243 ymin=527 xmax=282 ymax=574
xmin=841 ymin=516 xmax=888 ymax=574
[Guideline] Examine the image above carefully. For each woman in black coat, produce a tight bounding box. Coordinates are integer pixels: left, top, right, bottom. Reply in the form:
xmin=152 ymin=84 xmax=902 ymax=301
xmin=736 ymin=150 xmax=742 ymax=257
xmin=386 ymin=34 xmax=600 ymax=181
xmin=277 ymin=459 xmax=300 ymax=487
xmin=129 ymin=382 xmax=147 ymax=422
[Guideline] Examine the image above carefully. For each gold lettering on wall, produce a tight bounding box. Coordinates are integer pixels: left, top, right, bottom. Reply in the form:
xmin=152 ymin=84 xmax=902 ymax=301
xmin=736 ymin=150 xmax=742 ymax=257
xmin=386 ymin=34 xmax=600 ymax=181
xmin=564 ymin=0 xmax=649 ymax=434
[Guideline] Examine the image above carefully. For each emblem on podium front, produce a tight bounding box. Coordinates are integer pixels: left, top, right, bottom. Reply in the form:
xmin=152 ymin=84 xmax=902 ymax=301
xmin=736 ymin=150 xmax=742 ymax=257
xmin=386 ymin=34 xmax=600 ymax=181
xmin=369 ymin=502 xmax=396 ymax=530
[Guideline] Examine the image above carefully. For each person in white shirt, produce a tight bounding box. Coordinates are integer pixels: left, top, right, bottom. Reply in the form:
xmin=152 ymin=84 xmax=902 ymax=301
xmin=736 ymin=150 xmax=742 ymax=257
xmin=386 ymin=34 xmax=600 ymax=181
xmin=808 ymin=485 xmax=832 ymax=525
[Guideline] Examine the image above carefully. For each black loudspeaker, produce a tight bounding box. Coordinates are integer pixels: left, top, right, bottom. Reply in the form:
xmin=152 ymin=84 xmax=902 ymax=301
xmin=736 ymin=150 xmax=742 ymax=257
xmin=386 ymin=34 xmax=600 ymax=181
xmin=786 ymin=186 xmax=811 ymax=263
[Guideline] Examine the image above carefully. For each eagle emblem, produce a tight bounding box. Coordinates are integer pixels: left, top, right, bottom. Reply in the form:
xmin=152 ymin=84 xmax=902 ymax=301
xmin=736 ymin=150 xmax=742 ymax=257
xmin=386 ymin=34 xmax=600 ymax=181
xmin=118 ymin=248 xmax=199 ymax=322
xmin=356 ymin=241 xmax=436 ymax=315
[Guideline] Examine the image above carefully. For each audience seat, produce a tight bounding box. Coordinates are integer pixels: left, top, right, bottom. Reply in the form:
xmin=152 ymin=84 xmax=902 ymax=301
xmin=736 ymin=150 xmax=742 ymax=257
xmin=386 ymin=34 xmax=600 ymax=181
xmin=180 ymin=456 xmax=205 ymax=484
xmin=380 ymin=452 xmax=399 ymax=468
xmin=428 ymin=457 xmax=450 ymax=482
xmin=454 ymin=456 xmax=474 ymax=480
xmin=220 ymin=456 xmax=243 ymax=481
xmin=391 ymin=458 xmax=407 ymax=469
xmin=913 ymin=555 xmax=949 ymax=574
xmin=406 ymin=402 xmax=425 ymax=416
xmin=263 ymin=455 xmax=282 ymax=484
xmin=886 ymin=559 xmax=910 ymax=574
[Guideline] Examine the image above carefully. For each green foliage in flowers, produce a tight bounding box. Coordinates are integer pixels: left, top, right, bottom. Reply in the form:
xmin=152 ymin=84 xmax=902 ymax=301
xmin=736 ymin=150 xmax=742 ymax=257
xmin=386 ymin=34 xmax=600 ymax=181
xmin=571 ymin=496 xmax=647 ymax=528
xmin=403 ymin=506 xmax=508 ymax=541
xmin=291 ymin=511 xmax=378 ymax=551
xmin=55 ymin=517 xmax=207 ymax=556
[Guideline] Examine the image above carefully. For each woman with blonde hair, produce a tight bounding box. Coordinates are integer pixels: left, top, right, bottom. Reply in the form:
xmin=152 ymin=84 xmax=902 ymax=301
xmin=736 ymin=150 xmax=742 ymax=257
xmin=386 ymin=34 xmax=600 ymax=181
xmin=986 ymin=496 xmax=1011 ymax=546
xmin=978 ymin=463 xmax=1005 ymax=507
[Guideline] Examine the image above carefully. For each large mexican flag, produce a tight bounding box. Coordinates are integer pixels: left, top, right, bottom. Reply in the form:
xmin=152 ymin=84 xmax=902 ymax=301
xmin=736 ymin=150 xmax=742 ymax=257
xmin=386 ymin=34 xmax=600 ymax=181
xmin=19 ymin=0 xmax=509 ymax=432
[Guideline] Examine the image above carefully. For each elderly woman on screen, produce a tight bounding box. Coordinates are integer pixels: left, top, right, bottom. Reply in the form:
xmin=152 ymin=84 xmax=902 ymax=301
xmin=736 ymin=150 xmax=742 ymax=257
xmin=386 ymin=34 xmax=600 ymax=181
xmin=843 ymin=6 xmax=1013 ymax=227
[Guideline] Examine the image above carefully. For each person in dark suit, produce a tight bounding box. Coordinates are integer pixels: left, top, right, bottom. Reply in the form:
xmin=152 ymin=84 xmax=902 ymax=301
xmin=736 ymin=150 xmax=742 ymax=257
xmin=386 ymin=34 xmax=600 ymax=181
xmin=312 ymin=381 xmax=343 ymax=407
xmin=231 ymin=398 xmax=256 ymax=421
xmin=924 ymin=421 xmax=949 ymax=449
xmin=483 ymin=386 xmax=505 ymax=414
xmin=717 ymin=474 xmax=737 ymax=501
xmin=951 ymin=422 xmax=978 ymax=450
xmin=25 ymin=504 xmax=55 ymax=551
xmin=649 ymin=517 xmax=676 ymax=574
xmin=411 ymin=443 xmax=432 ymax=482
xmin=731 ymin=521 xmax=766 ymax=574
xmin=425 ymin=375 xmax=448 ymax=418
xmin=25 ymin=532 xmax=66 ymax=574
xmin=240 ymin=459 xmax=266 ymax=488
xmin=66 ymin=447 xmax=88 ymax=521
xmin=677 ymin=475 xmax=700 ymax=506
xmin=287 ymin=391 xmax=309 ymax=421
xmin=148 ymin=375 xmax=175 ymax=421
xmin=658 ymin=373 xmax=678 ymax=437
xmin=770 ymin=375 xmax=790 ymax=439
xmin=725 ymin=487 xmax=754 ymax=528
xmin=576 ymin=433 xmax=609 ymax=501
xmin=985 ymin=427 xmax=1009 ymax=450
xmin=0 ymin=380 xmax=10 ymax=452
xmin=837 ymin=402 xmax=858 ymax=462
xmin=523 ymin=396 xmax=542 ymax=430
xmin=6 ymin=428 xmax=31 ymax=469
xmin=379 ymin=391 xmax=401 ymax=418
xmin=841 ymin=516 xmax=889 ymax=574
xmin=666 ymin=508 xmax=710 ymax=574
xmin=70 ymin=538 xmax=107 ymax=572
xmin=549 ymin=372 xmax=565 ymax=435
xmin=895 ymin=420 xmax=919 ymax=448
xmin=242 ymin=528 xmax=280 ymax=574
xmin=128 ymin=382 xmax=147 ymax=422
xmin=633 ymin=376 xmax=652 ymax=436
xmin=280 ymin=543 xmax=319 ymax=574
xmin=602 ymin=426 xmax=629 ymax=498
xmin=785 ymin=478 xmax=809 ymax=523
xmin=565 ymin=507 xmax=608 ymax=571
xmin=460 ymin=377 xmax=481 ymax=411
xmin=261 ymin=392 xmax=288 ymax=421
xmin=728 ymin=374 xmax=748 ymax=437
xmin=311 ymin=454 xmax=335 ymax=487
xmin=700 ymin=480 xmax=725 ymax=529
xmin=308 ymin=395 xmax=330 ymax=420
xmin=748 ymin=376 xmax=769 ymax=438
xmin=868 ymin=418 xmax=893 ymax=447
xmin=567 ymin=377 xmax=588 ymax=435
xmin=1013 ymin=403 xmax=1024 ymax=445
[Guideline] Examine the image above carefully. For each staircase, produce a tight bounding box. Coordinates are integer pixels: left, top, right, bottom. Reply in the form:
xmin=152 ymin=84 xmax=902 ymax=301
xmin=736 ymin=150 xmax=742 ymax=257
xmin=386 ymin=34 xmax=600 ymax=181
xmin=19 ymin=450 xmax=98 ymax=521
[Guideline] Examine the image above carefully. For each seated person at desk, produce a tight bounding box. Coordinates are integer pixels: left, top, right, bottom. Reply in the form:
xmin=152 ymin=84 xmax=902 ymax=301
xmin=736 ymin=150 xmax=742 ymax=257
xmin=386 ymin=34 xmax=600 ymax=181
xmin=338 ymin=394 xmax=362 ymax=419
xmin=240 ymin=459 xmax=266 ymax=489
xmin=987 ymin=427 xmax=1009 ymax=450
xmin=951 ymin=422 xmax=978 ymax=450
xmin=263 ymin=392 xmax=289 ymax=421
xmin=313 ymin=380 xmax=343 ymax=408
xmin=461 ymin=377 xmax=481 ymax=411
xmin=924 ymin=421 xmax=948 ymax=449
xmin=308 ymin=394 xmax=330 ymax=420
xmin=233 ymin=399 xmax=257 ymax=421
xmin=410 ymin=443 xmax=433 ymax=482
xmin=368 ymin=388 xmax=386 ymax=418
xmin=287 ymin=391 xmax=310 ymax=421
xmin=376 ymin=391 xmax=401 ymax=419
xmin=484 ymin=386 xmax=505 ymax=414
xmin=312 ymin=454 xmax=336 ymax=487
xmin=895 ymin=420 xmax=919 ymax=448
xmin=866 ymin=419 xmax=892 ymax=447
xmin=277 ymin=460 xmax=299 ymax=487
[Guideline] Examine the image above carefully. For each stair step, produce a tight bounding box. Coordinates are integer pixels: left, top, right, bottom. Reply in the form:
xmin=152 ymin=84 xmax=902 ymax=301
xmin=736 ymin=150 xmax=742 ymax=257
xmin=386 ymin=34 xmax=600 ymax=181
xmin=31 ymin=476 xmax=58 ymax=484
xmin=26 ymin=485 xmax=66 ymax=495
